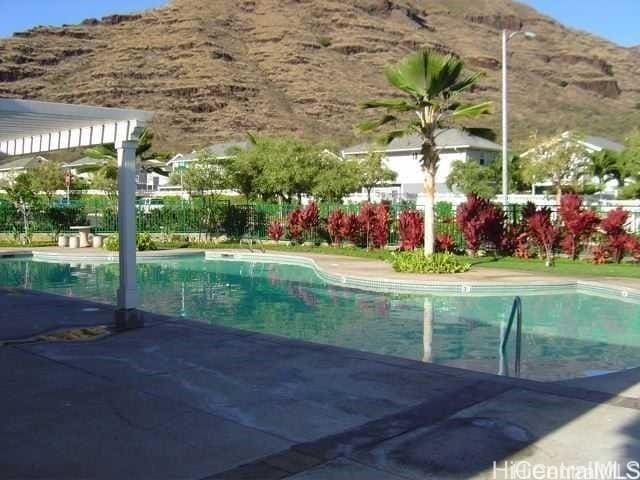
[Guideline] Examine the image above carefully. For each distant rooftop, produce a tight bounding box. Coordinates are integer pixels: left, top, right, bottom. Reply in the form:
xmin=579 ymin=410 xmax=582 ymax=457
xmin=342 ymin=128 xmax=502 ymax=155
xmin=170 ymin=139 xmax=251 ymax=163
xmin=0 ymin=155 xmax=47 ymax=171
xmin=582 ymin=135 xmax=624 ymax=153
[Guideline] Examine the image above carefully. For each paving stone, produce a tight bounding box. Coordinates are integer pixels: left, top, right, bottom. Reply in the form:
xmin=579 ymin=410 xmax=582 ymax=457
xmin=352 ymin=388 xmax=640 ymax=479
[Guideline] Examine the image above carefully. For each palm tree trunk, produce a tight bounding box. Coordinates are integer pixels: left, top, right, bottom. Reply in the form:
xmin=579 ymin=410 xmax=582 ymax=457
xmin=423 ymin=167 xmax=436 ymax=255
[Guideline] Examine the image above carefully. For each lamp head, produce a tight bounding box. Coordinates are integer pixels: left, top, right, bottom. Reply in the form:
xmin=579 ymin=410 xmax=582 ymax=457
xmin=524 ymin=31 xmax=536 ymax=39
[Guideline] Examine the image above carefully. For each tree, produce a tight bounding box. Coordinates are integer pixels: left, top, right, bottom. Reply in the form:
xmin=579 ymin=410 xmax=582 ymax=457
xmin=446 ymin=160 xmax=498 ymax=198
xmin=31 ymin=160 xmax=65 ymax=201
xmin=2 ymin=173 xmax=39 ymax=244
xmin=81 ymin=127 xmax=163 ymax=198
xmin=359 ymin=49 xmax=491 ymax=254
xmin=587 ymin=149 xmax=623 ymax=190
xmin=179 ymin=152 xmax=226 ymax=199
xmin=356 ymin=151 xmax=397 ymax=201
xmin=312 ymin=154 xmax=363 ymax=202
xmin=521 ymin=132 xmax=588 ymax=205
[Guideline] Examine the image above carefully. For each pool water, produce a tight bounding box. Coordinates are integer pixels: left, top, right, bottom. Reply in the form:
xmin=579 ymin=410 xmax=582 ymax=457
xmin=1 ymin=256 xmax=639 ymax=381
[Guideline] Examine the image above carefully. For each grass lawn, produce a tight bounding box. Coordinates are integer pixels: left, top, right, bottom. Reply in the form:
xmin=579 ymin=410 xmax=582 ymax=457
xmin=463 ymin=255 xmax=640 ymax=279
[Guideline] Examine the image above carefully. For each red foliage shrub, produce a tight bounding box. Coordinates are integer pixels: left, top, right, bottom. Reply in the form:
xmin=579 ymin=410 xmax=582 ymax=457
xmin=456 ymin=194 xmax=504 ymax=255
xmin=287 ymin=208 xmax=304 ymax=242
xmin=267 ymin=221 xmax=284 ymax=241
xmin=502 ymin=223 xmax=529 ymax=258
xmin=372 ymin=202 xmax=390 ymax=248
xmin=600 ymin=208 xmax=631 ymax=263
xmin=435 ymin=233 xmax=455 ymax=253
xmin=326 ymin=209 xmax=346 ymax=245
xmin=340 ymin=213 xmax=361 ymax=243
xmin=591 ymin=245 xmax=610 ymax=264
xmin=357 ymin=202 xmax=389 ymax=248
xmin=300 ymin=201 xmax=319 ymax=231
xmin=527 ymin=208 xmax=559 ymax=265
xmin=398 ymin=210 xmax=424 ymax=250
xmin=558 ymin=193 xmax=600 ymax=260
xmin=627 ymin=236 xmax=640 ymax=262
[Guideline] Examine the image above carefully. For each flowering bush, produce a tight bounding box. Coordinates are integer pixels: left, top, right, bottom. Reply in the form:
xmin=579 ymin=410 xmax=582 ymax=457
xmin=558 ymin=193 xmax=600 ymax=260
xmin=398 ymin=210 xmax=424 ymax=250
xmin=600 ymin=208 xmax=630 ymax=263
xmin=435 ymin=233 xmax=455 ymax=253
xmin=456 ymin=194 xmax=504 ymax=255
xmin=527 ymin=208 xmax=559 ymax=266
xmin=267 ymin=221 xmax=284 ymax=241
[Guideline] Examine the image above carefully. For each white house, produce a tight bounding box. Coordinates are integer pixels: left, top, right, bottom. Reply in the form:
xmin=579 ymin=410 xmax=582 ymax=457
xmin=341 ymin=128 xmax=502 ymax=202
xmin=63 ymin=156 xmax=170 ymax=192
xmin=0 ymin=155 xmax=48 ymax=181
xmin=523 ymin=132 xmax=624 ymax=197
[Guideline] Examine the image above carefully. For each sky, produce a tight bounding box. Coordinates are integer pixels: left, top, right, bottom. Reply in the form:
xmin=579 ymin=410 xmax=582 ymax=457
xmin=0 ymin=0 xmax=638 ymax=47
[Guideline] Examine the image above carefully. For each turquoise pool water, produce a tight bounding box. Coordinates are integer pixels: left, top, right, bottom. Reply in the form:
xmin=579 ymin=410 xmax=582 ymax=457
xmin=1 ymin=255 xmax=639 ymax=381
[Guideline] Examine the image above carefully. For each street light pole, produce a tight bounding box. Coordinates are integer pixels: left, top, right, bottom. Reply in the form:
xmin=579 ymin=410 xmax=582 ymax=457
xmin=501 ymin=29 xmax=509 ymax=206
xmin=501 ymin=29 xmax=536 ymax=208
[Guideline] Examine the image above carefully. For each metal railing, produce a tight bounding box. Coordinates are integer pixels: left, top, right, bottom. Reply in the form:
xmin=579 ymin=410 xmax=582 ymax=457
xmin=499 ymin=296 xmax=523 ymax=377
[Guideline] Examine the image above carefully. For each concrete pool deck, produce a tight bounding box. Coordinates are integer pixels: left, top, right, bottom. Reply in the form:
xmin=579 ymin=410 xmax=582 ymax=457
xmin=1 ymin=287 xmax=639 ymax=479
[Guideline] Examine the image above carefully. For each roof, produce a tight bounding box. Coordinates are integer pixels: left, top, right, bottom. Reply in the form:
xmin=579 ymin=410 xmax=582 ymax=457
xmin=342 ymin=128 xmax=502 ymax=155
xmin=63 ymin=156 xmax=102 ymax=168
xmin=0 ymin=155 xmax=47 ymax=171
xmin=0 ymin=98 xmax=152 ymax=156
xmin=169 ymin=139 xmax=251 ymax=164
xmin=582 ymin=135 xmax=624 ymax=153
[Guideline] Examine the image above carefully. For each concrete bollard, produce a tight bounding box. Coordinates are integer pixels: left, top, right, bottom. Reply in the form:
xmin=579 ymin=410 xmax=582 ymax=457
xmin=92 ymin=235 xmax=103 ymax=249
xmin=58 ymin=235 xmax=69 ymax=248
xmin=69 ymin=236 xmax=80 ymax=249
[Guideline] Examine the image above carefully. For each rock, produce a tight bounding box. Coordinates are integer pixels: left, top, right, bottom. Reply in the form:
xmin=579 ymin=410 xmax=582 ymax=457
xmin=572 ymin=79 xmax=621 ymax=98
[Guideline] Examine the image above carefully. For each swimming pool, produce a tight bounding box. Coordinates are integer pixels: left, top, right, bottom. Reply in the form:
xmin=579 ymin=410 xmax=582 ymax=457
xmin=1 ymin=254 xmax=639 ymax=382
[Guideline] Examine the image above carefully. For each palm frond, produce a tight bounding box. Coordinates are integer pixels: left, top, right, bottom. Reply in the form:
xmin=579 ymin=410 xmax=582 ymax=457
xmin=376 ymin=126 xmax=419 ymax=145
xmin=356 ymin=115 xmax=398 ymax=133
xmin=461 ymin=127 xmax=497 ymax=142
xmin=450 ymin=101 xmax=492 ymax=119
xmin=360 ymin=98 xmax=415 ymax=112
xmin=85 ymin=145 xmax=116 ymax=160
xmin=447 ymin=71 xmax=484 ymax=97
xmin=246 ymin=131 xmax=258 ymax=145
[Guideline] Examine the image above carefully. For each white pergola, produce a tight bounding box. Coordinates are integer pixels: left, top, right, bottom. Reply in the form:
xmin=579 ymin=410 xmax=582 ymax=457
xmin=0 ymin=98 xmax=153 ymax=329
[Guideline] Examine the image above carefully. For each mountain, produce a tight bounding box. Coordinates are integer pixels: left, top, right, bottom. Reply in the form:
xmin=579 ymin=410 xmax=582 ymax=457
xmin=1 ymin=0 xmax=639 ymax=152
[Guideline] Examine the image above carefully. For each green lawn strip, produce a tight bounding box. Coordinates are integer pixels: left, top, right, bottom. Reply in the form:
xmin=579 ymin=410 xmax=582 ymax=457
xmin=464 ymin=256 xmax=640 ymax=279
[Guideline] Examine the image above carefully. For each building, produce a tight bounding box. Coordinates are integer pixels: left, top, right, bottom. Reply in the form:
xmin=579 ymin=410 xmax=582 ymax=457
xmin=63 ymin=156 xmax=170 ymax=192
xmin=167 ymin=140 xmax=251 ymax=171
xmin=0 ymin=155 xmax=48 ymax=181
xmin=523 ymin=132 xmax=624 ymax=197
xmin=341 ymin=128 xmax=502 ymax=202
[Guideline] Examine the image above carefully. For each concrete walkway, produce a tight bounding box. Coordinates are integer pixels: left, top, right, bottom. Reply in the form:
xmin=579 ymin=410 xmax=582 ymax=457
xmin=1 ymin=288 xmax=639 ymax=479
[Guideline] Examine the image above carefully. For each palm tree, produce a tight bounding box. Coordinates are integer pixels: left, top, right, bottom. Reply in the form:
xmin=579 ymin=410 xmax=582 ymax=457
xmin=359 ymin=50 xmax=491 ymax=254
xmin=79 ymin=128 xmax=167 ymax=196
xmin=588 ymin=149 xmax=623 ymax=190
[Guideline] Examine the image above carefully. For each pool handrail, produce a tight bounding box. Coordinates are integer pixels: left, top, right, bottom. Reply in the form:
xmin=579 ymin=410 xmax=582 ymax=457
xmin=499 ymin=296 xmax=523 ymax=377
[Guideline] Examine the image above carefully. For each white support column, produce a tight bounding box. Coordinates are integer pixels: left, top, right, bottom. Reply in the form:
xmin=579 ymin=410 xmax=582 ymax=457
xmin=115 ymin=138 xmax=143 ymax=329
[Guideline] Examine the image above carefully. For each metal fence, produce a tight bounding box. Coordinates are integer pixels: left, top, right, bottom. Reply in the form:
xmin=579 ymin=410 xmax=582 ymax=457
xmin=0 ymin=200 xmax=464 ymax=247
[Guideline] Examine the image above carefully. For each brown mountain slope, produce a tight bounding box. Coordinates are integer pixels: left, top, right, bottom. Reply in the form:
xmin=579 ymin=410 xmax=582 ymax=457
xmin=1 ymin=0 xmax=639 ymax=151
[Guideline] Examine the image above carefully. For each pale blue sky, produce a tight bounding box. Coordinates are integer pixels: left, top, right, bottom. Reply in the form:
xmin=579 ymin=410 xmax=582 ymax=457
xmin=0 ymin=0 xmax=638 ymax=47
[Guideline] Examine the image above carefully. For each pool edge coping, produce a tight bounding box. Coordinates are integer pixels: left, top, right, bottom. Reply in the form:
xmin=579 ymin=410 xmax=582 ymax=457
xmin=204 ymin=250 xmax=640 ymax=301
